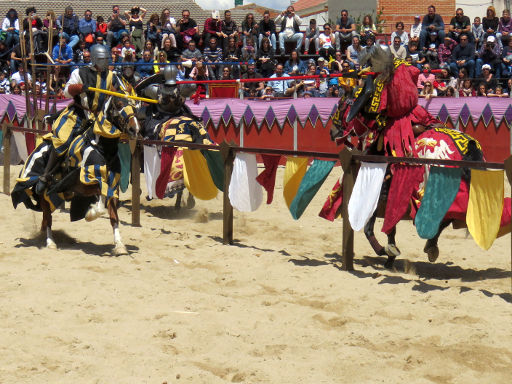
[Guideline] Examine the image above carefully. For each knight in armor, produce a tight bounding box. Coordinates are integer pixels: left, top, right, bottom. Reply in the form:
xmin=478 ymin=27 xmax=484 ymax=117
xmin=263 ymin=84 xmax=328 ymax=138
xmin=36 ymin=44 xmax=122 ymax=193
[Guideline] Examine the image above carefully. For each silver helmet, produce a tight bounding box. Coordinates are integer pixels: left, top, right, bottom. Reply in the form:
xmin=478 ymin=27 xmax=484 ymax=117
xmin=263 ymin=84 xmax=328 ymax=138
xmin=90 ymin=44 xmax=110 ymax=72
xmin=163 ymin=65 xmax=178 ymax=85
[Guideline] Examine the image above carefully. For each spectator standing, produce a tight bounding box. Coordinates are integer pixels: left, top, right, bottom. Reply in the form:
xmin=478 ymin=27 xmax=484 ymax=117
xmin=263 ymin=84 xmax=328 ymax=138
xmin=268 ymin=63 xmax=293 ymax=97
xmin=257 ymin=37 xmax=275 ymax=78
xmin=450 ymin=34 xmax=475 ymax=77
xmin=391 ymin=22 xmax=409 ymax=47
xmin=304 ymin=19 xmax=319 ymax=55
xmin=390 ymin=36 xmax=406 ymax=60
xmin=220 ymin=10 xmax=238 ymax=52
xmin=318 ymin=24 xmax=336 ymax=59
xmin=203 ymin=36 xmax=223 ymax=80
xmin=472 ymin=17 xmax=484 ymax=51
xmin=258 ymin=11 xmax=276 ymax=50
xmin=448 ymin=8 xmax=471 ymax=43
xmin=79 ymin=10 xmax=96 ymax=47
xmin=242 ymin=13 xmax=258 ymax=54
xmin=160 ymin=8 xmax=177 ymax=50
xmin=346 ymin=36 xmax=362 ymax=69
xmin=1 ymin=9 xmax=19 ymax=49
xmin=410 ymin=15 xmax=422 ymax=44
xmin=57 ymin=6 xmax=80 ymax=49
xmin=107 ymin=5 xmax=128 ymax=50
xmin=125 ymin=7 xmax=147 ymax=58
xmin=176 ymin=9 xmax=199 ymax=50
xmin=203 ymin=11 xmax=222 ymax=45
xmin=275 ymin=6 xmax=303 ymax=54
xmin=419 ymin=5 xmax=445 ymax=49
xmin=498 ymin=9 xmax=512 ymax=46
xmin=334 ymin=9 xmax=357 ymax=52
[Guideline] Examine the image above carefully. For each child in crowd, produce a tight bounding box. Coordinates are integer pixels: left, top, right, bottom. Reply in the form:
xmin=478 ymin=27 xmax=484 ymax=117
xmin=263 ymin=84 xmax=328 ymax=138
xmin=472 ymin=17 xmax=484 ymax=51
xmin=96 ymin=16 xmax=108 ymax=40
xmin=121 ymin=38 xmax=136 ymax=58
xmin=0 ymin=71 xmax=10 ymax=94
xmin=459 ymin=79 xmax=475 ymax=97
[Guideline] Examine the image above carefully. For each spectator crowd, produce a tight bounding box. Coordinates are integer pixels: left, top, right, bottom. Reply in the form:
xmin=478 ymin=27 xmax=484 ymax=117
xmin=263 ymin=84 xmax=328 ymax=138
xmin=1 ymin=4 xmax=512 ymax=99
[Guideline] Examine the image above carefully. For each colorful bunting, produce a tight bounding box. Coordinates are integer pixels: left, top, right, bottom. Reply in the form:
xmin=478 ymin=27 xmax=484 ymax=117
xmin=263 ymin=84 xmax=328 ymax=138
xmin=202 ymin=149 xmax=225 ymax=192
xmin=382 ymin=164 xmax=424 ymax=234
xmin=290 ymin=160 xmax=335 ymax=220
xmin=467 ymin=169 xmax=504 ymax=250
xmin=283 ymin=157 xmax=308 ymax=208
xmin=182 ymin=148 xmax=218 ymax=200
xmin=256 ymin=154 xmax=281 ymax=204
xmin=228 ymin=153 xmax=263 ymax=212
xmin=415 ymin=167 xmax=462 ymax=239
xmin=348 ymin=162 xmax=387 ymax=231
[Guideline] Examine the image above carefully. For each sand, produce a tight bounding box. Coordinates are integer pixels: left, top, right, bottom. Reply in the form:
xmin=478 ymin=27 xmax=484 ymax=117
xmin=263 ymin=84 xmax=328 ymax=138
xmin=1 ymin=165 xmax=511 ymax=383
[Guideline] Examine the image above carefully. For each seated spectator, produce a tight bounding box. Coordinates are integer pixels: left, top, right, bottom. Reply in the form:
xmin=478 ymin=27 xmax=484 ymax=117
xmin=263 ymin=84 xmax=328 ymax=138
xmin=73 ymin=40 xmax=87 ymax=64
xmin=223 ymin=36 xmax=242 ymax=78
xmin=136 ymin=50 xmax=154 ymax=78
xmin=328 ymin=60 xmax=340 ymax=93
xmin=476 ymin=82 xmax=488 ymax=96
xmin=424 ymin=33 xmax=440 ymax=68
xmin=334 ymin=9 xmax=357 ymax=52
xmin=483 ymin=6 xmax=499 ymax=42
xmin=479 ymin=64 xmax=498 ymax=92
xmin=260 ymin=85 xmax=274 ymax=100
xmin=96 ymin=16 xmax=108 ymax=40
xmin=57 ymin=6 xmax=80 ymax=49
xmin=304 ymin=19 xmax=319 ymax=54
xmin=181 ymin=40 xmax=202 ymax=65
xmin=203 ymin=36 xmax=223 ymax=80
xmin=107 ymin=5 xmax=129 ymax=50
xmin=125 ymin=7 xmax=147 ymax=58
xmin=438 ymin=37 xmax=456 ymax=67
xmin=2 ymin=8 xmax=19 ymax=49
xmin=160 ymin=8 xmax=177 ymax=50
xmin=498 ymin=9 xmax=512 ymax=46
xmin=440 ymin=67 xmax=457 ymax=88
xmin=159 ymin=37 xmax=179 ymax=63
xmin=221 ymin=66 xmax=232 ymax=80
xmin=258 ymin=11 xmax=276 ymax=50
xmin=177 ymin=9 xmax=199 ymax=50
xmin=390 ymin=36 xmax=406 ymax=59
xmin=459 ymin=78 xmax=475 ymax=96
xmin=203 ymin=11 xmax=221 ymax=46
xmin=121 ymin=37 xmax=136 ymax=58
xmin=268 ymin=63 xmax=294 ymax=97
xmin=507 ymin=78 xmax=512 ymax=94
xmin=318 ymin=23 xmax=336 ymax=59
xmin=445 ymin=86 xmax=457 ymax=97
xmin=359 ymin=14 xmax=377 ymax=46
xmin=501 ymin=38 xmax=512 ymax=77
xmin=338 ymin=60 xmax=357 ymax=96
xmin=220 ymin=10 xmax=238 ymax=52
xmin=0 ymin=70 xmax=10 ymax=93
xmin=284 ymin=49 xmax=306 ymax=75
xmin=410 ymin=15 xmax=422 ymax=44
xmin=455 ymin=67 xmax=469 ymax=89
xmin=275 ymin=6 xmax=303 ymax=54
xmin=476 ymin=35 xmax=502 ymax=77
xmin=257 ymin=37 xmax=275 ymax=78
xmin=317 ymin=67 xmax=329 ymax=97
xmin=52 ymin=36 xmax=74 ymax=66
xmin=23 ymin=7 xmax=44 ymax=54
xmin=79 ymin=10 xmax=96 ymax=47
xmin=242 ymin=35 xmax=257 ymax=61
xmin=420 ymin=5 xmax=445 ymax=50
xmin=346 ymin=36 xmax=362 ymax=69
xmin=419 ymin=80 xmax=437 ymax=99
xmin=472 ymin=17 xmax=484 ymax=51
xmin=448 ymin=8 xmax=471 ymax=43
xmin=433 ymin=72 xmax=448 ymax=95
xmin=450 ymin=33 xmax=475 ymax=77
xmin=189 ymin=60 xmax=208 ymax=94
xmin=146 ymin=14 xmax=161 ymax=48
xmin=11 ymin=82 xmax=21 ymax=95
xmin=144 ymin=40 xmax=155 ymax=59
xmin=153 ymin=51 xmax=169 ymax=73
xmin=391 ymin=22 xmax=409 ymax=46
xmin=10 ymin=65 xmax=31 ymax=87
xmin=0 ymin=41 xmax=10 ymax=74
xmin=241 ymin=61 xmax=264 ymax=97
xmin=242 ymin=13 xmax=258 ymax=54
xmin=417 ymin=63 xmax=435 ymax=91
xmin=487 ymin=84 xmax=509 ymax=97
xmin=407 ymin=41 xmax=425 ymax=69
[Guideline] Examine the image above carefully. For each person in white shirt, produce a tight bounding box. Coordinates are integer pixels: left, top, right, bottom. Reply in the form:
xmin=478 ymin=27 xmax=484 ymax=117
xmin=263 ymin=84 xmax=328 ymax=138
xmin=1 ymin=8 xmax=19 ymax=48
xmin=318 ymin=23 xmax=336 ymax=59
xmin=410 ymin=15 xmax=422 ymax=44
xmin=275 ymin=6 xmax=303 ymax=54
xmin=10 ymin=65 xmax=31 ymax=87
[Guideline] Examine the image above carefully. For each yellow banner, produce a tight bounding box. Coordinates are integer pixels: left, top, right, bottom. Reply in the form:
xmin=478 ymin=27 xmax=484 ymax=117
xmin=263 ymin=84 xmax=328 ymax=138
xmin=283 ymin=157 xmax=308 ymax=208
xmin=182 ymin=149 xmax=218 ymax=200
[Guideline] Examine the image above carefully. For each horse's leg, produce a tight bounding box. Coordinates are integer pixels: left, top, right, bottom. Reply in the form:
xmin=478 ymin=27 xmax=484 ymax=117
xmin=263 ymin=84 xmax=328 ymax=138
xmin=424 ymin=220 xmax=452 ymax=262
xmin=384 ymin=225 xmax=401 ymax=265
xmin=40 ymin=197 xmax=57 ymax=249
xmin=175 ymin=190 xmax=182 ymax=210
xmin=109 ymin=197 xmax=128 ymax=256
xmin=186 ymin=191 xmax=195 ymax=209
xmin=364 ymin=211 xmax=387 ymax=256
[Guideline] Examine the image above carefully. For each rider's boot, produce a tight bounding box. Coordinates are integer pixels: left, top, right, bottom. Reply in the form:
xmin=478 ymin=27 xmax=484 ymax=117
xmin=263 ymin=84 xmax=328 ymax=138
xmin=35 ymin=146 xmax=59 ymax=195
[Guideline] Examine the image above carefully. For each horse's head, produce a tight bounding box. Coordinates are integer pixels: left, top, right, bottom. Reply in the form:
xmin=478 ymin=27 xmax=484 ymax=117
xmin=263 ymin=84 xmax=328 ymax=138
xmin=106 ymin=96 xmax=140 ymax=138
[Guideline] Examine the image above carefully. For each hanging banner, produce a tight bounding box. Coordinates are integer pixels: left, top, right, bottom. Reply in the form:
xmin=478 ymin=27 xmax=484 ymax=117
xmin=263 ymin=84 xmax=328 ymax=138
xmin=228 ymin=153 xmax=263 ymax=212
xmin=283 ymin=157 xmax=308 ymax=208
xmin=182 ymin=149 xmax=218 ymax=200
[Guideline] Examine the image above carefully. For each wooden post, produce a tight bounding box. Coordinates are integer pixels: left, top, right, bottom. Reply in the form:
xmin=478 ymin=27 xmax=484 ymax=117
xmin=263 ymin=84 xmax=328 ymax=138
xmin=220 ymin=141 xmax=235 ymax=245
xmin=339 ymin=147 xmax=358 ymax=271
xmin=2 ymin=124 xmax=11 ymax=196
xmin=504 ymin=156 xmax=512 ymax=291
xmin=44 ymin=18 xmax=54 ymax=114
xmin=28 ymin=15 xmax=39 ymax=130
xmin=19 ymin=17 xmax=32 ymax=124
xmin=130 ymin=140 xmax=141 ymax=227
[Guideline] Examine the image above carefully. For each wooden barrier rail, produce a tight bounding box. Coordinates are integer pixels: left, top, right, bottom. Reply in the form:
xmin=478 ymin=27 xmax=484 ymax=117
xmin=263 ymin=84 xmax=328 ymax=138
xmin=2 ymin=123 xmax=512 ymax=287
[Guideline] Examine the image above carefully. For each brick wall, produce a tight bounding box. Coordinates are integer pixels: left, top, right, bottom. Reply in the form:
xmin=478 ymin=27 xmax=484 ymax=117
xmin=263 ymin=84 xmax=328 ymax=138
xmin=377 ymin=0 xmax=455 ymax=33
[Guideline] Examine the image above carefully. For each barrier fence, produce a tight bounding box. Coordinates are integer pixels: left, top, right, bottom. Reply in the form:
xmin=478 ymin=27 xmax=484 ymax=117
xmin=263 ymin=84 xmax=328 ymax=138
xmin=2 ymin=122 xmax=512 ymax=289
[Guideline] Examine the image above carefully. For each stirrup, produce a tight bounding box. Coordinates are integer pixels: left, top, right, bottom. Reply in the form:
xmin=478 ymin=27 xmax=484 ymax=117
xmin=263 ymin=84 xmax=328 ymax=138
xmin=35 ymin=175 xmax=51 ymax=195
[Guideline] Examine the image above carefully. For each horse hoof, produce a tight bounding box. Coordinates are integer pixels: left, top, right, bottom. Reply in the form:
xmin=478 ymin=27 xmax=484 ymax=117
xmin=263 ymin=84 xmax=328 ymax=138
xmin=384 ymin=256 xmax=396 ymax=269
xmin=385 ymin=244 xmax=401 ymax=258
xmin=114 ymin=242 xmax=128 ymax=256
xmin=424 ymin=245 xmax=439 ymax=262
xmin=85 ymin=206 xmax=104 ymax=222
xmin=46 ymin=240 xmax=57 ymax=249
xmin=186 ymin=194 xmax=195 ymax=209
